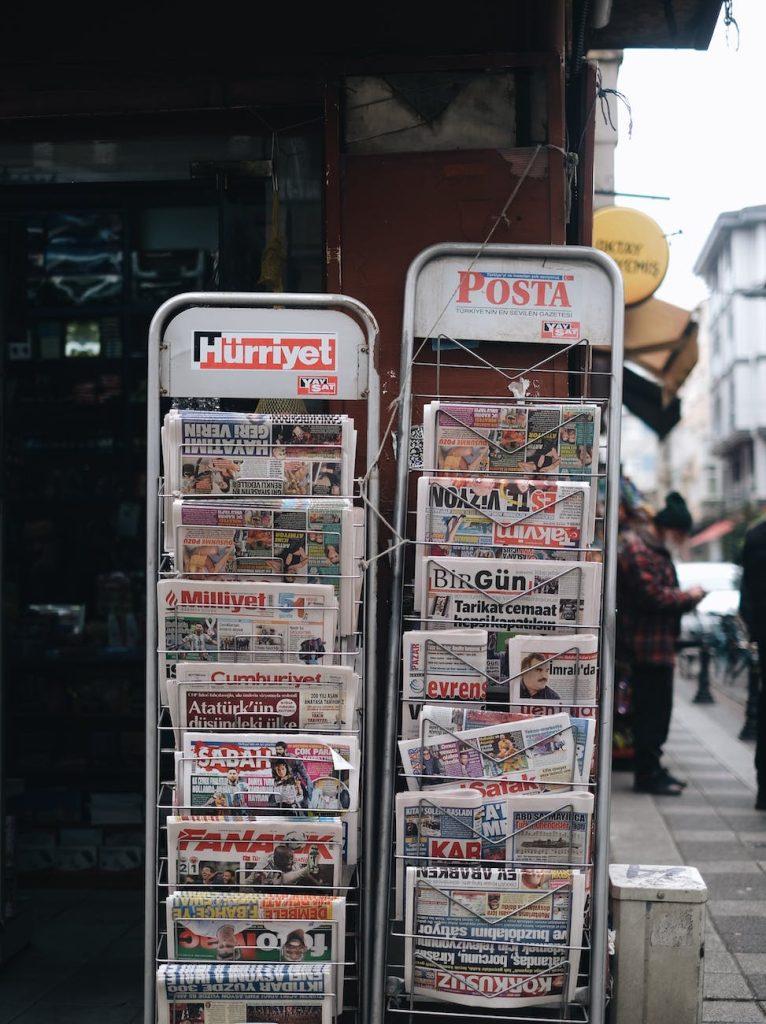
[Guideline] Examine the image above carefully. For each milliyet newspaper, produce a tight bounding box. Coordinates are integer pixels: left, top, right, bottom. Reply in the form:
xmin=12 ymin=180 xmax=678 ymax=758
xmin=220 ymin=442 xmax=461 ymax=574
xmin=168 ymin=662 xmax=359 ymax=743
xmin=404 ymin=864 xmax=585 ymax=1008
xmin=507 ymin=633 xmax=598 ymax=707
xmin=156 ymin=962 xmax=334 ymax=1024
xmin=401 ymin=630 xmax=488 ymax=740
xmin=398 ymin=712 xmax=575 ymax=792
xmin=166 ymin=891 xmax=346 ymax=1007
xmin=414 ymin=476 xmax=593 ymax=609
xmin=393 ymin=790 xmax=594 ymax=919
xmin=157 ymin=579 xmax=338 ymax=706
xmin=170 ymin=498 xmax=360 ymax=636
xmin=175 ymin=732 xmax=360 ymax=863
xmin=421 ymin=400 xmax=600 ymax=517
xmin=420 ymin=556 xmax=601 ymax=650
xmin=167 ymin=816 xmax=344 ymax=892
xmin=422 ymin=705 xmax=595 ymax=788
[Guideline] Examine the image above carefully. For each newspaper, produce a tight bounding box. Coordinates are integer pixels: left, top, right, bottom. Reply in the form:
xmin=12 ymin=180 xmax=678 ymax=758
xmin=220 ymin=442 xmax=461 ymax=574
xmin=401 ymin=630 xmax=488 ymax=740
xmin=398 ymin=712 xmax=575 ymax=792
xmin=414 ymin=476 xmax=593 ymax=609
xmin=421 ymin=705 xmax=595 ymax=787
xmin=393 ymin=791 xmax=593 ymax=919
xmin=175 ymin=733 xmax=360 ymax=864
xmin=166 ymin=891 xmax=346 ymax=1007
xmin=157 ymin=579 xmax=339 ymax=706
xmin=404 ymin=864 xmax=585 ymax=1008
xmin=167 ymin=816 xmax=344 ymax=893
xmin=157 ymin=963 xmax=334 ymax=1024
xmin=419 ymin=557 xmax=601 ymax=678
xmin=421 ymin=400 xmax=600 ymax=516
xmin=170 ymin=498 xmax=360 ymax=636
xmin=168 ymin=662 xmax=359 ymax=743
xmin=507 ymin=633 xmax=598 ymax=707
xmin=162 ymin=409 xmax=356 ymax=549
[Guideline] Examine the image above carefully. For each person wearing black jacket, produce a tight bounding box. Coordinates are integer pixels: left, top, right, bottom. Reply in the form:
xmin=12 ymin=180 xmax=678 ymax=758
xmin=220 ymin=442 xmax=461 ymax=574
xmin=739 ymin=516 xmax=766 ymax=809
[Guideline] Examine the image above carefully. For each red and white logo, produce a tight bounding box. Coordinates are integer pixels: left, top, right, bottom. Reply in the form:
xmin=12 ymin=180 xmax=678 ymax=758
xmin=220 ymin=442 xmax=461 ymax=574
xmin=455 ymin=270 xmax=574 ymax=309
xmin=297 ymin=375 xmax=338 ymax=396
xmin=193 ymin=332 xmax=337 ymax=372
xmin=165 ymin=590 xmax=178 ymax=608
xmin=541 ymin=321 xmax=580 ymax=340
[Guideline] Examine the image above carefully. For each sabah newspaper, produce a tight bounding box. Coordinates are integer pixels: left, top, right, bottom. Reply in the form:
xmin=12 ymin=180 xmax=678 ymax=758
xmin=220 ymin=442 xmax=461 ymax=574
xmin=156 ymin=962 xmax=334 ymax=1024
xmin=404 ymin=864 xmax=585 ymax=1009
xmin=175 ymin=732 xmax=360 ymax=864
xmin=167 ymin=816 xmax=344 ymax=893
xmin=414 ymin=476 xmax=593 ymax=609
xmin=157 ymin=579 xmax=338 ymax=706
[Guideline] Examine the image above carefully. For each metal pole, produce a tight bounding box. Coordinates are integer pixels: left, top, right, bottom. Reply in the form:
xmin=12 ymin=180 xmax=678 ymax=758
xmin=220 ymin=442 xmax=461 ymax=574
xmin=693 ymin=642 xmax=715 ymax=704
xmin=740 ymin=642 xmax=760 ymax=740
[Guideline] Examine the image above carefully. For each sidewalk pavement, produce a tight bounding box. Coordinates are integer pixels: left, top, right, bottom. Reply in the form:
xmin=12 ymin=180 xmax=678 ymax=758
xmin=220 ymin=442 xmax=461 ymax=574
xmin=611 ymin=672 xmax=766 ymax=1023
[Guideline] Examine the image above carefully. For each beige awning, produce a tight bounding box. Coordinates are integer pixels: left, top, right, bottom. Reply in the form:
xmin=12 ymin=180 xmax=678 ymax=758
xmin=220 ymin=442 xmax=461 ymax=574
xmin=624 ymin=298 xmax=699 ymax=405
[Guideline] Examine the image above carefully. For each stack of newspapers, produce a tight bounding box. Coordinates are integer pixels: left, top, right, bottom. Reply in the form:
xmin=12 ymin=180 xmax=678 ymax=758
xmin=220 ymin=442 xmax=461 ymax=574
xmin=396 ymin=400 xmax=602 ymax=1010
xmin=158 ymin=409 xmax=361 ymax=1023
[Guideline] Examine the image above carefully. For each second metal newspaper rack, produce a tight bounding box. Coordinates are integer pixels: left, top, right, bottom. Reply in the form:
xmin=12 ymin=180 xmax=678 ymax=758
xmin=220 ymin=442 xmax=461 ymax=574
xmin=145 ymin=292 xmax=380 ymax=1024
xmin=371 ymin=244 xmax=624 ymax=1024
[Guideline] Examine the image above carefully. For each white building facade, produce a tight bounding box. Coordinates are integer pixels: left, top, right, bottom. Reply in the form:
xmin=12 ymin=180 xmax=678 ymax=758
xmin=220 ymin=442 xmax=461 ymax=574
xmin=694 ymin=206 xmax=766 ymax=513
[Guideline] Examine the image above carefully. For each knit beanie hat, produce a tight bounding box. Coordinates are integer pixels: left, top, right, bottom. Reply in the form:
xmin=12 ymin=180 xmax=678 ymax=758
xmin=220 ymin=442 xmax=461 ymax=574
xmin=654 ymin=491 xmax=692 ymax=533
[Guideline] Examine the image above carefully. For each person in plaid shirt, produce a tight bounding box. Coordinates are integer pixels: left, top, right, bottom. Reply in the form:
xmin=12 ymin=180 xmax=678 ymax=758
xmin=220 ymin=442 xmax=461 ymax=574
xmin=618 ymin=492 xmax=705 ymax=795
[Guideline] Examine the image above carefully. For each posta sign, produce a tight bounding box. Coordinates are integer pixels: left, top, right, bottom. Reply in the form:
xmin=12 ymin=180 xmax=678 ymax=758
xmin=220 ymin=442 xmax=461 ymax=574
xmin=593 ymin=206 xmax=669 ymax=306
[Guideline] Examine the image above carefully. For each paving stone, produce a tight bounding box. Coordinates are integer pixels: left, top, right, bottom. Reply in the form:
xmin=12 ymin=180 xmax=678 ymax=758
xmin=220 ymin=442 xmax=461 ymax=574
xmin=707 ymin=949 xmax=740 ymax=973
xmin=710 ymin=901 xmax=766 ymax=917
xmin=713 ymin=917 xmax=766 ymax=953
xmin=697 ymin=862 xmax=763 ymax=875
xmin=698 ymin=782 xmax=754 ymax=794
xmin=691 ymin=770 xmax=743 ymax=780
xmin=677 ymin=842 xmax=754 ymax=862
xmin=674 ymin=830 xmax=739 ymax=841
xmin=706 ymin=949 xmax=740 ymax=973
xmin=747 ymin=977 xmax=766 ymax=1000
xmin=738 ymin=956 xmax=766 ymax=974
xmin=705 ymin=973 xmax=754 ymax=999
xmin=703 ymin=876 xmax=766 ymax=901
xmin=702 ymin=999 xmax=765 ymax=1021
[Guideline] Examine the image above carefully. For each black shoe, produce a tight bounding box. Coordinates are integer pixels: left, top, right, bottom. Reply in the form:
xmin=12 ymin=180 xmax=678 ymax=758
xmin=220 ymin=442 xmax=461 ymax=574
xmin=659 ymin=767 xmax=688 ymax=789
xmin=756 ymin=793 xmax=766 ymax=810
xmin=634 ymin=774 xmax=683 ymax=796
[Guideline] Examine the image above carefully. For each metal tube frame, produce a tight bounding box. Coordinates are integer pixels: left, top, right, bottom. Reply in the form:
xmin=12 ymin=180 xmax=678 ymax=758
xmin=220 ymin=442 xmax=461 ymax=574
xmin=145 ymin=291 xmax=380 ymax=1024
xmin=371 ymin=243 xmax=623 ymax=1024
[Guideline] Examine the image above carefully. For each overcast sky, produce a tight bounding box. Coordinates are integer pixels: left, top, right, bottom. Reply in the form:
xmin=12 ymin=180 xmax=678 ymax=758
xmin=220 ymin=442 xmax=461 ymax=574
xmin=612 ymin=0 xmax=766 ymax=310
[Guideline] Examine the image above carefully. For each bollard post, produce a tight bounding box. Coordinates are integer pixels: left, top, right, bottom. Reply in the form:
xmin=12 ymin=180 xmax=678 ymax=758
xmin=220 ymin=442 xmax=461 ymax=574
xmin=693 ymin=642 xmax=715 ymax=704
xmin=740 ymin=642 xmax=761 ymax=741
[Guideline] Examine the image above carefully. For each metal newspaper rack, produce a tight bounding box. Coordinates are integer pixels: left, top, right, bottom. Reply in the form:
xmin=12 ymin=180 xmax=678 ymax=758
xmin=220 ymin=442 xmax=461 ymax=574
xmin=372 ymin=244 xmax=623 ymax=1024
xmin=145 ymin=292 xmax=380 ymax=1024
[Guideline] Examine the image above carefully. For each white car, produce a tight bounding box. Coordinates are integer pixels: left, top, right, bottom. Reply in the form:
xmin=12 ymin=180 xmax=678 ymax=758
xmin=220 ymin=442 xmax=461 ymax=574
xmin=675 ymin=561 xmax=742 ymax=644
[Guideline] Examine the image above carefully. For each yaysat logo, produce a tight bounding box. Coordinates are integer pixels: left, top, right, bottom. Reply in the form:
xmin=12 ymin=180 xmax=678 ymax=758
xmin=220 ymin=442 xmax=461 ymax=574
xmin=541 ymin=321 xmax=580 ymax=340
xmin=297 ymin=376 xmax=338 ymax=396
xmin=456 ymin=271 xmax=573 ymax=309
xmin=193 ymin=332 xmax=336 ymax=372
